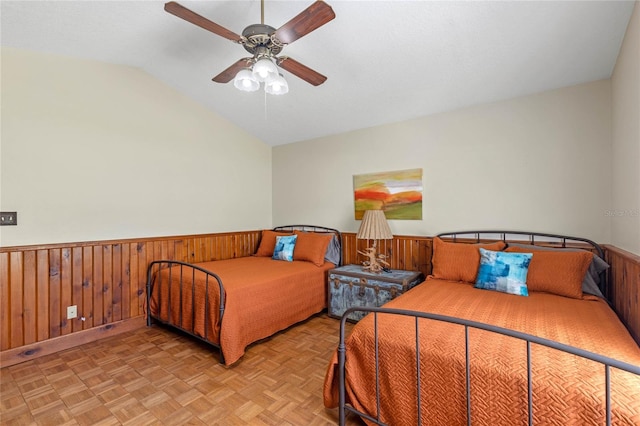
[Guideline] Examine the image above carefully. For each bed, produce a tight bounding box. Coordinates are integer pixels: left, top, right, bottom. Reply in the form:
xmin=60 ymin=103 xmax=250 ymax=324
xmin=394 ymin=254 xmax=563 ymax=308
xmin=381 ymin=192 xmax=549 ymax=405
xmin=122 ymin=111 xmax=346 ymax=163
xmin=323 ymin=231 xmax=640 ymax=425
xmin=146 ymin=225 xmax=341 ymax=365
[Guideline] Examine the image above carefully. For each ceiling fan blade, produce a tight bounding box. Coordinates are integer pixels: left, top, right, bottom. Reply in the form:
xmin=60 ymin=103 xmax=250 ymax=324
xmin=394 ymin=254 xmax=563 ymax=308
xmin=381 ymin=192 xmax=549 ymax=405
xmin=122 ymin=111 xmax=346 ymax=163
xmin=276 ymin=57 xmax=327 ymax=86
xmin=165 ymin=2 xmax=243 ymax=43
xmin=212 ymin=58 xmax=253 ymax=83
xmin=274 ymin=1 xmax=335 ymax=45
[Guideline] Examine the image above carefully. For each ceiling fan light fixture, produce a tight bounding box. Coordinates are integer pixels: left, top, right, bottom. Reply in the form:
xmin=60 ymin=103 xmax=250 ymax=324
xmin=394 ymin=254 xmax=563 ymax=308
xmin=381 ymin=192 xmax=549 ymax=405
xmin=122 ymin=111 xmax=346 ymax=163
xmin=165 ymin=1 xmax=336 ymax=91
xmin=265 ymin=73 xmax=289 ymax=95
xmin=233 ymin=69 xmax=260 ymax=92
xmin=252 ymin=57 xmax=278 ymax=82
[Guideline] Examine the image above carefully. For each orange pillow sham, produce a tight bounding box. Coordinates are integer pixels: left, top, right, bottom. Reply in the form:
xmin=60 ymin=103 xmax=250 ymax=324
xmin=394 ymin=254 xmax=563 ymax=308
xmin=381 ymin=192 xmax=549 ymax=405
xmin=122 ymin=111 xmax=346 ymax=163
xmin=431 ymin=237 xmax=506 ymax=283
xmin=505 ymin=246 xmax=592 ymax=299
xmin=255 ymin=230 xmax=292 ymax=257
xmin=293 ymin=231 xmax=333 ymax=266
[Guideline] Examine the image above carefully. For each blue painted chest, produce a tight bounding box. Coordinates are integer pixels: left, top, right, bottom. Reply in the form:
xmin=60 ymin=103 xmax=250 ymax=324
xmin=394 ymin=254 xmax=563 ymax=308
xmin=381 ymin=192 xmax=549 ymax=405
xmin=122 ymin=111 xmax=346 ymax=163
xmin=328 ymin=264 xmax=424 ymax=322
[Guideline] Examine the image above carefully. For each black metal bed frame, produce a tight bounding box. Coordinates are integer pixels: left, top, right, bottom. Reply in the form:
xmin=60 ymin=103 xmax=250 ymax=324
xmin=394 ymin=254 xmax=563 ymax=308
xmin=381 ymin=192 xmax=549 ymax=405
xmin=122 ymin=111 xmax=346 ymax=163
xmin=146 ymin=225 xmax=341 ymax=364
xmin=146 ymin=259 xmax=226 ymax=359
xmin=336 ymin=230 xmax=640 ymax=426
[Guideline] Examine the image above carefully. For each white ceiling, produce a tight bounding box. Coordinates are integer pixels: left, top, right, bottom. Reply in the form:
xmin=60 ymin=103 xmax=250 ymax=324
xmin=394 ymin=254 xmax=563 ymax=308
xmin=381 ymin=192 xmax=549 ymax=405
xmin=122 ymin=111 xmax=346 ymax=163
xmin=1 ymin=1 xmax=635 ymax=146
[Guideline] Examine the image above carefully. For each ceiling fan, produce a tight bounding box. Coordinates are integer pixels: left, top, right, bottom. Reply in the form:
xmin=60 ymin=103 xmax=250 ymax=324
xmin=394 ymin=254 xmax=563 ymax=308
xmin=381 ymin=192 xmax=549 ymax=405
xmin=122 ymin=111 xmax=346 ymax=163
xmin=164 ymin=0 xmax=336 ymax=94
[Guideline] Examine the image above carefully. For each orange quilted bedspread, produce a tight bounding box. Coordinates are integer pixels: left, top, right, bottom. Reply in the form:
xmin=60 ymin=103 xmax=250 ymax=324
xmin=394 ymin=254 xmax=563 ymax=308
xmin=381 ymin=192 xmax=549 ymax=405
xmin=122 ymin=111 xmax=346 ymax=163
xmin=323 ymin=277 xmax=640 ymax=425
xmin=150 ymin=257 xmax=333 ymax=365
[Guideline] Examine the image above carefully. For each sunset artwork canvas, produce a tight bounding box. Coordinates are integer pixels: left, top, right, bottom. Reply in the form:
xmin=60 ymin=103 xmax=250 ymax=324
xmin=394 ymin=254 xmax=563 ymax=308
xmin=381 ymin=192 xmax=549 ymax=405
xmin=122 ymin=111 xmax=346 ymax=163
xmin=353 ymin=168 xmax=423 ymax=220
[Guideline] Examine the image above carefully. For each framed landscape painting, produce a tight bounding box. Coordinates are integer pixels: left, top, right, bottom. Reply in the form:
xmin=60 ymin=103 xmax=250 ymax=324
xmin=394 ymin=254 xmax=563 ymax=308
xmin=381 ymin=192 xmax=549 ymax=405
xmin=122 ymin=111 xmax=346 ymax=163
xmin=353 ymin=168 xmax=423 ymax=220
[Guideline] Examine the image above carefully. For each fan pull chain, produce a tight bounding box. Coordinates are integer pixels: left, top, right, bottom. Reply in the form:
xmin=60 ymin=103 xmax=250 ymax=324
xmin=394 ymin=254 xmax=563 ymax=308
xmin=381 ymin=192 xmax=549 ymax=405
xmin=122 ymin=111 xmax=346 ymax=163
xmin=264 ymin=88 xmax=268 ymax=121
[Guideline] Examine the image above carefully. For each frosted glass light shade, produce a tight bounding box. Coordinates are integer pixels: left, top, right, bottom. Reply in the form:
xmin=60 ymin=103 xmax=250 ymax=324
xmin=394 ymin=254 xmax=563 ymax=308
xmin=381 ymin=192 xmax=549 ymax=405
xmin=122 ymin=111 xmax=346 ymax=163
xmin=233 ymin=69 xmax=259 ymax=92
xmin=265 ymin=74 xmax=289 ymax=95
xmin=252 ymin=58 xmax=278 ymax=82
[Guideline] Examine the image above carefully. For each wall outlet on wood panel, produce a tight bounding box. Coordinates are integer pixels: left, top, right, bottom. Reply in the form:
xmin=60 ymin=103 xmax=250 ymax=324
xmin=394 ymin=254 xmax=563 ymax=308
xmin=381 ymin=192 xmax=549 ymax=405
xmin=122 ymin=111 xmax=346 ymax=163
xmin=67 ymin=305 xmax=77 ymax=320
xmin=0 ymin=212 xmax=17 ymax=225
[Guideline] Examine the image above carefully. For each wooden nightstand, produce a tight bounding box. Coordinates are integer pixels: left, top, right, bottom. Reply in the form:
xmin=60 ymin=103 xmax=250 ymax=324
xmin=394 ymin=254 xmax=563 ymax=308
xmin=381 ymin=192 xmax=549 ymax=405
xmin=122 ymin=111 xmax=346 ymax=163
xmin=328 ymin=264 xmax=424 ymax=322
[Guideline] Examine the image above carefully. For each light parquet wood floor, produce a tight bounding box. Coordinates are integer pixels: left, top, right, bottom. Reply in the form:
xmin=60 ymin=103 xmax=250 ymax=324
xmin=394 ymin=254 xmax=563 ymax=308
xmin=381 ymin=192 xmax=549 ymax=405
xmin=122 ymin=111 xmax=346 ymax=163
xmin=1 ymin=313 xmax=365 ymax=425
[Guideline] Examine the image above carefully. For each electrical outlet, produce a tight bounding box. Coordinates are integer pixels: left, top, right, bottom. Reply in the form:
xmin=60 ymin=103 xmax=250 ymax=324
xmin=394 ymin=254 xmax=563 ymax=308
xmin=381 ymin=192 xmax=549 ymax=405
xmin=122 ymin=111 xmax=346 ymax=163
xmin=0 ymin=212 xmax=17 ymax=226
xmin=67 ymin=305 xmax=77 ymax=320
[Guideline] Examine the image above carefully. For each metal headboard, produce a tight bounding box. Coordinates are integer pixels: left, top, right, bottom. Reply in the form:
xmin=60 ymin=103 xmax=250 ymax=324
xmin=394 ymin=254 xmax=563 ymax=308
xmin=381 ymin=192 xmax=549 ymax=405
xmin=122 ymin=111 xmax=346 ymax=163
xmin=436 ymin=230 xmax=607 ymax=298
xmin=272 ymin=224 xmax=342 ymax=266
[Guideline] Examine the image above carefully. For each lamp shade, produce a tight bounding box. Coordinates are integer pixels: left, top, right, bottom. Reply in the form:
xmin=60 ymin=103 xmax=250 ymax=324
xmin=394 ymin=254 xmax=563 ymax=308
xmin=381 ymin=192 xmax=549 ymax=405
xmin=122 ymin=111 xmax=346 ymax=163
xmin=252 ymin=58 xmax=278 ymax=82
xmin=265 ymin=74 xmax=289 ymax=95
xmin=356 ymin=210 xmax=393 ymax=240
xmin=233 ymin=69 xmax=259 ymax=92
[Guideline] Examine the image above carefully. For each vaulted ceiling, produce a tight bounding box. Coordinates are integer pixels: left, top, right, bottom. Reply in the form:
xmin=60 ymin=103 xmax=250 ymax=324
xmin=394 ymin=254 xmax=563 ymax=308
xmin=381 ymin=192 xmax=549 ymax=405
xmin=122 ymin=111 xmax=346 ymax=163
xmin=1 ymin=1 xmax=635 ymax=145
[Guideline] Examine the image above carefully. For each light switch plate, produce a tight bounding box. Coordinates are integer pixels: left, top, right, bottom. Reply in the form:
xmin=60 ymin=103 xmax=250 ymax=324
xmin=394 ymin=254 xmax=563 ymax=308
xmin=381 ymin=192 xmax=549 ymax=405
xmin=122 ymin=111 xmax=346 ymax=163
xmin=0 ymin=212 xmax=17 ymax=226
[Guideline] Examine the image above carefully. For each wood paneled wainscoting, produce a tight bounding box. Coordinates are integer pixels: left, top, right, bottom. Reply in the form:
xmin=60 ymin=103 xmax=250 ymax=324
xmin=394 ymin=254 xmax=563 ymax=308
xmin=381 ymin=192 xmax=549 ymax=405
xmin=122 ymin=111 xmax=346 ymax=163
xmin=2 ymin=232 xmax=637 ymax=367
xmin=0 ymin=231 xmax=262 ymax=367
xmin=605 ymin=245 xmax=640 ymax=345
xmin=341 ymin=232 xmax=433 ymax=278
xmin=1 ymin=231 xmax=432 ymax=367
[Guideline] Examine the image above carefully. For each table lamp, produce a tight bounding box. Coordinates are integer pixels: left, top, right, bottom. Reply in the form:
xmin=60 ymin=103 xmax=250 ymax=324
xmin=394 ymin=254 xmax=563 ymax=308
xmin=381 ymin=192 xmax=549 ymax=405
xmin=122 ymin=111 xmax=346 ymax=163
xmin=356 ymin=210 xmax=393 ymax=273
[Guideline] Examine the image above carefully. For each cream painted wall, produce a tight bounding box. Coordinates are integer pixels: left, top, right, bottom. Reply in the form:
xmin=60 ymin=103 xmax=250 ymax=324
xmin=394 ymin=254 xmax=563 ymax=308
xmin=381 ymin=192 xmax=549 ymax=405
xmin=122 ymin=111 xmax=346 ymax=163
xmin=611 ymin=1 xmax=640 ymax=255
xmin=273 ymin=80 xmax=612 ymax=244
xmin=0 ymin=48 xmax=272 ymax=247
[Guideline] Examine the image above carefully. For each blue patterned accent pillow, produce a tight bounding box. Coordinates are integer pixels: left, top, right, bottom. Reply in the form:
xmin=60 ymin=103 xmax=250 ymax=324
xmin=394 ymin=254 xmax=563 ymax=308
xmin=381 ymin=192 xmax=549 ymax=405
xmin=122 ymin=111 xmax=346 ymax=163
xmin=273 ymin=235 xmax=297 ymax=261
xmin=475 ymin=248 xmax=532 ymax=296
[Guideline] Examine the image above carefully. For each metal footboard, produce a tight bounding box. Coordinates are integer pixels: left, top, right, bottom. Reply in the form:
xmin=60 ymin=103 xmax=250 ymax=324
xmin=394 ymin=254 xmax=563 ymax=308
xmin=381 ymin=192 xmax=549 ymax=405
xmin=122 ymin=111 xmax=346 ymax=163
xmin=146 ymin=260 xmax=225 ymax=362
xmin=337 ymin=306 xmax=640 ymax=426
